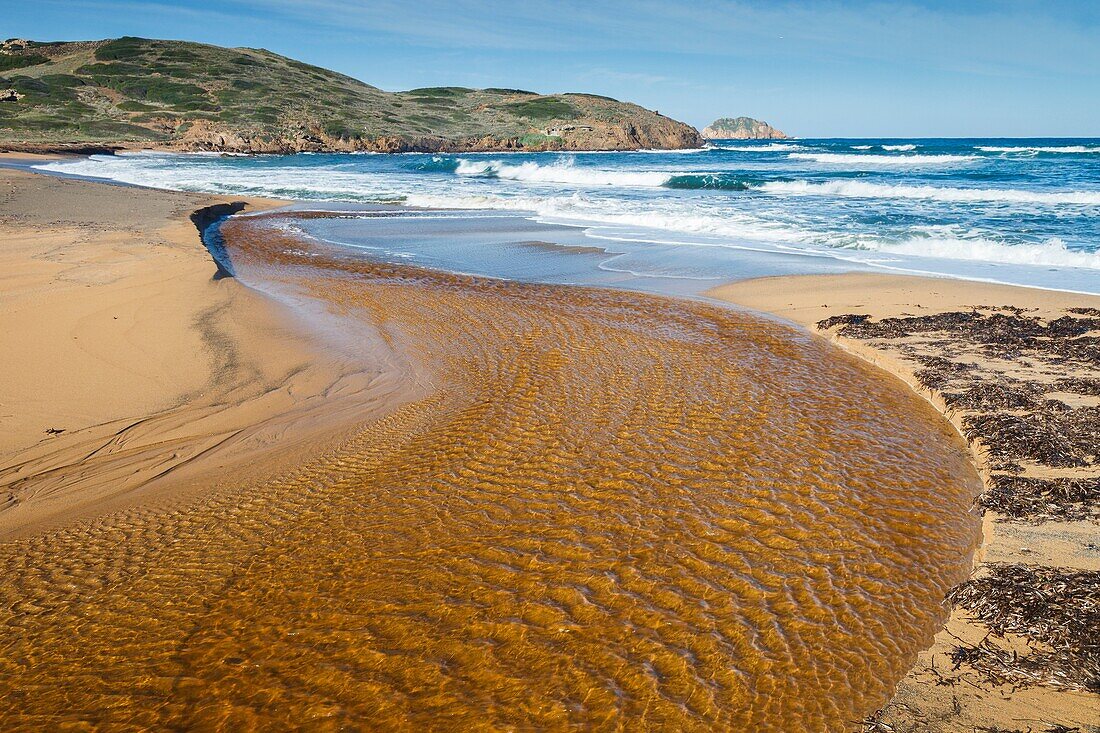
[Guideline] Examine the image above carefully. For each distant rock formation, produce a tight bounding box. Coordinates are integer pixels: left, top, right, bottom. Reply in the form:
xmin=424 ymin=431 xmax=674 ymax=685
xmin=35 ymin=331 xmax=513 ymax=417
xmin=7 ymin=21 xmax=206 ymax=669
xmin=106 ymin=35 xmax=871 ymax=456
xmin=702 ymin=117 xmax=787 ymax=140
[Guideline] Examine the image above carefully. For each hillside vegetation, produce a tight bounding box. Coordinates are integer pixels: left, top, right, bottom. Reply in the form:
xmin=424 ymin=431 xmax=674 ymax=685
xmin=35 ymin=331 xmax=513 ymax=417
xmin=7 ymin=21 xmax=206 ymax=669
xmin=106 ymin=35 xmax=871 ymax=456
xmin=0 ymin=37 xmax=701 ymax=152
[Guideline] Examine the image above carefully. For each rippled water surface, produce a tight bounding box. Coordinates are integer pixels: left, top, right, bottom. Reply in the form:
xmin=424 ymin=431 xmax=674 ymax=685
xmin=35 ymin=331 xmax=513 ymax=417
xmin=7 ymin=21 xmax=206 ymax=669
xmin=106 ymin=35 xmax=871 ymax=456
xmin=0 ymin=213 xmax=982 ymax=730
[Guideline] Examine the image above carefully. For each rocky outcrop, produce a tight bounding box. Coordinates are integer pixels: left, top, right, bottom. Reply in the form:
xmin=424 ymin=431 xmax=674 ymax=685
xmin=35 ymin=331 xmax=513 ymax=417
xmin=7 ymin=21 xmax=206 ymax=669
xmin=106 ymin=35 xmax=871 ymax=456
xmin=169 ymin=117 xmax=701 ymax=154
xmin=702 ymin=117 xmax=787 ymax=139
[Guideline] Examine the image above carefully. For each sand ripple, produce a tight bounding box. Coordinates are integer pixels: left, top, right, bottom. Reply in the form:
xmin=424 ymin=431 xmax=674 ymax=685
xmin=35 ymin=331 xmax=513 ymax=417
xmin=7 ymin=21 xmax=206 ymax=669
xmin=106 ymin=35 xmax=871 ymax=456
xmin=0 ymin=213 xmax=982 ymax=731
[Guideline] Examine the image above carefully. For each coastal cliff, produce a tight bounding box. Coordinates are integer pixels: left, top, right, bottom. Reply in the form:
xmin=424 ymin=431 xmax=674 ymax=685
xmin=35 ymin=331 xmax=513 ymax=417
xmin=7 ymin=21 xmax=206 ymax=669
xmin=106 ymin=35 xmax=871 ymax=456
xmin=702 ymin=116 xmax=787 ymax=139
xmin=0 ymin=37 xmax=702 ymax=153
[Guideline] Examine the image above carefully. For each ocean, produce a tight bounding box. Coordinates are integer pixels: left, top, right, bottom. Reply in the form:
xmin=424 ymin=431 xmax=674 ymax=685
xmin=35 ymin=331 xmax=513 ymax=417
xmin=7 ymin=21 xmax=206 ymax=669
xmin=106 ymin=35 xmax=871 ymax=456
xmin=38 ymin=138 xmax=1100 ymax=294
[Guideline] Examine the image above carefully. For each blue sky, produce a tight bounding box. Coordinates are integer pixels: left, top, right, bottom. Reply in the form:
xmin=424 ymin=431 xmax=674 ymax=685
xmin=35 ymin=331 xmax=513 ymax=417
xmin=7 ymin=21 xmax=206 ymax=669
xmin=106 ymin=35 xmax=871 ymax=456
xmin=5 ymin=0 xmax=1098 ymax=136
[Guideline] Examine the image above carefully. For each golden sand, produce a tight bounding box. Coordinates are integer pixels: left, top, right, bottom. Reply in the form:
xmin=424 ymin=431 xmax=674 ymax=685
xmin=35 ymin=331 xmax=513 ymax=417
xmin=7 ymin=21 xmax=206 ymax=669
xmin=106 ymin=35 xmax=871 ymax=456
xmin=0 ymin=212 xmax=983 ymax=730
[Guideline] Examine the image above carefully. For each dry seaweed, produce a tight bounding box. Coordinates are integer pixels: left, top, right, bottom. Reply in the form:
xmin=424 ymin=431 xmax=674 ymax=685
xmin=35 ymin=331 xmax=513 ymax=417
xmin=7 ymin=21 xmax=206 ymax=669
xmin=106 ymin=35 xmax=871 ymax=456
xmin=836 ymin=310 xmax=984 ymax=341
xmin=1047 ymin=315 xmax=1100 ymax=337
xmin=817 ymin=313 xmax=870 ymax=330
xmin=820 ymin=310 xmax=1100 ymax=365
xmin=1053 ymin=376 xmax=1100 ymax=396
xmin=962 ymin=411 xmax=1094 ymax=469
xmin=972 ymin=304 xmax=1034 ymax=316
xmin=942 ymin=380 xmax=1043 ymax=411
xmin=1051 ymin=335 xmax=1100 ymax=367
xmin=981 ymin=475 xmax=1100 ymax=522
xmin=913 ymin=356 xmax=978 ymax=390
xmin=949 ymin=640 xmax=1091 ymax=692
xmin=829 ymin=306 xmax=1099 ymax=723
xmin=947 ymin=564 xmax=1100 ymax=693
xmin=860 ymin=709 xmax=897 ymax=731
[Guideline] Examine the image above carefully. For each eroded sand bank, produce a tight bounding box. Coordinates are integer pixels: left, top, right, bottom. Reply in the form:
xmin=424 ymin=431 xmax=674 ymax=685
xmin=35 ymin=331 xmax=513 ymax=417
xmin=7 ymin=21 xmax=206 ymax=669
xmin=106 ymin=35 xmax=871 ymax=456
xmin=0 ymin=188 xmax=988 ymax=731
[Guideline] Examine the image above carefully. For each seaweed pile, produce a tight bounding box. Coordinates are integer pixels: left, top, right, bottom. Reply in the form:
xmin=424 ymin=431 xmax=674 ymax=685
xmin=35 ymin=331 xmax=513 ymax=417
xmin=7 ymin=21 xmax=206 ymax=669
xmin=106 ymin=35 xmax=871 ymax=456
xmin=981 ymin=475 xmax=1100 ymax=522
xmin=820 ymin=306 xmax=1099 ymax=520
xmin=948 ymin=564 xmax=1099 ymax=693
xmin=818 ymin=306 xmax=1099 ymax=726
xmin=823 ymin=309 xmax=1100 ymax=367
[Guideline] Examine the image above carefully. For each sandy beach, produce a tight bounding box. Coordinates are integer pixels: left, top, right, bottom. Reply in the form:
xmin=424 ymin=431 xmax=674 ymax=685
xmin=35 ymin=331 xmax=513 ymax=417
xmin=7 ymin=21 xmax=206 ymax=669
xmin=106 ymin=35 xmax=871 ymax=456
xmin=0 ymin=167 xmax=985 ymax=730
xmin=0 ymin=166 xmax=1093 ymax=730
xmin=0 ymin=165 xmax=419 ymax=539
xmin=711 ymin=274 xmax=1100 ymax=731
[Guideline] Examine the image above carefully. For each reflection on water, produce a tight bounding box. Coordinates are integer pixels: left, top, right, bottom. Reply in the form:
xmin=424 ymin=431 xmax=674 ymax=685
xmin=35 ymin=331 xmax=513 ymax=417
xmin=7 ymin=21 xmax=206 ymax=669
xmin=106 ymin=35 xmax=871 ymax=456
xmin=0 ymin=213 xmax=982 ymax=731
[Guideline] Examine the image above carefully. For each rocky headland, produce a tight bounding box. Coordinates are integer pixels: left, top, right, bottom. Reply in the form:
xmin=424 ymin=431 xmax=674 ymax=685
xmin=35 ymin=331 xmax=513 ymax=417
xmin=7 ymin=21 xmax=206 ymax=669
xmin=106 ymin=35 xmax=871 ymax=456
xmin=0 ymin=37 xmax=702 ymax=153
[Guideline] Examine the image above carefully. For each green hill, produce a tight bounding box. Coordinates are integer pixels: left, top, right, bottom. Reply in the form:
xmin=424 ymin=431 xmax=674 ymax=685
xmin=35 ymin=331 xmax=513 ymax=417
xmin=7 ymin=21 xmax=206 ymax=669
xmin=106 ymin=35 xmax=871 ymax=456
xmin=0 ymin=37 xmax=701 ymax=152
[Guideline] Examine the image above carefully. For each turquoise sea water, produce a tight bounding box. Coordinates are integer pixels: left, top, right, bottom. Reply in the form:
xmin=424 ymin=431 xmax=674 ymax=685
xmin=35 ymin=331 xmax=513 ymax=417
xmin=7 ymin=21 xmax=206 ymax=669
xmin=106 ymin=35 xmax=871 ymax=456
xmin=38 ymin=138 xmax=1100 ymax=294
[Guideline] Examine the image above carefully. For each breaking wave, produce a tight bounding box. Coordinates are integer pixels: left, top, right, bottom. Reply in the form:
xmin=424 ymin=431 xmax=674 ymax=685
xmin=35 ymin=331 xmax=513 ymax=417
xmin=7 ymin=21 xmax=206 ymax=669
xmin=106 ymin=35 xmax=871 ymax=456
xmin=395 ymin=191 xmax=1100 ymax=270
xmin=450 ymin=159 xmax=767 ymax=191
xmin=453 ymin=158 xmax=671 ymax=187
xmin=709 ymin=143 xmax=805 ymax=152
xmin=29 ymin=145 xmax=1100 ymax=290
xmin=874 ymin=236 xmax=1100 ymax=269
xmin=790 ymin=153 xmax=979 ymax=165
xmin=979 ymin=145 xmax=1100 ymax=154
xmin=760 ymin=179 xmax=1100 ymax=205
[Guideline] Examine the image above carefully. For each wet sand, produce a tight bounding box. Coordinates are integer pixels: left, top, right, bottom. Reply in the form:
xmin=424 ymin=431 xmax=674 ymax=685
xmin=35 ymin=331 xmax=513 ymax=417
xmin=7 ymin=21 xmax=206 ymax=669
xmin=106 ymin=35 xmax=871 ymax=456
xmin=0 ymin=179 xmax=988 ymax=731
xmin=710 ymin=273 xmax=1100 ymax=731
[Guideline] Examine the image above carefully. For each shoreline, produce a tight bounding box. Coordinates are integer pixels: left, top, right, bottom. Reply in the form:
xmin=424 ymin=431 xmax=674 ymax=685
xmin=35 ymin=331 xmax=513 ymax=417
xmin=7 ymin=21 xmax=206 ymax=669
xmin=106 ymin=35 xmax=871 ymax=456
xmin=708 ymin=274 xmax=1100 ymax=731
xmin=0 ymin=165 xmax=1092 ymax=728
xmin=12 ymin=148 xmax=1099 ymax=300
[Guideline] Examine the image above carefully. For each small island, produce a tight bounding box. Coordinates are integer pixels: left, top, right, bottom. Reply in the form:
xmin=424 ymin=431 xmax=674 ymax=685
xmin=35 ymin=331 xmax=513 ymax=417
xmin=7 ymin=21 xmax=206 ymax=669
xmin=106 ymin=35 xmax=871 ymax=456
xmin=701 ymin=116 xmax=787 ymax=139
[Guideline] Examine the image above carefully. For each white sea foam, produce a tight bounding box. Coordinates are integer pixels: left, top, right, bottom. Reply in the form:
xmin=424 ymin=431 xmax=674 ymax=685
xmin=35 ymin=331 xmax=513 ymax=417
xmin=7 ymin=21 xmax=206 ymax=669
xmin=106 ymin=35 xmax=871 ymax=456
xmin=399 ymin=190 xmax=1100 ymax=270
xmin=882 ymin=144 xmax=917 ymax=151
xmin=979 ymin=145 xmax=1100 ymax=154
xmin=399 ymin=190 xmax=820 ymax=246
xmin=851 ymin=145 xmax=873 ymax=150
xmin=636 ymin=147 xmax=710 ymax=154
xmin=789 ymin=152 xmax=978 ymax=165
xmin=453 ymin=158 xmax=671 ymax=187
xmin=759 ymin=179 xmax=1100 ymax=205
xmin=36 ymin=153 xmax=405 ymax=200
xmin=711 ymin=143 xmax=805 ymax=152
xmin=31 ymin=150 xmax=1100 ymax=285
xmin=874 ymin=236 xmax=1100 ymax=269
